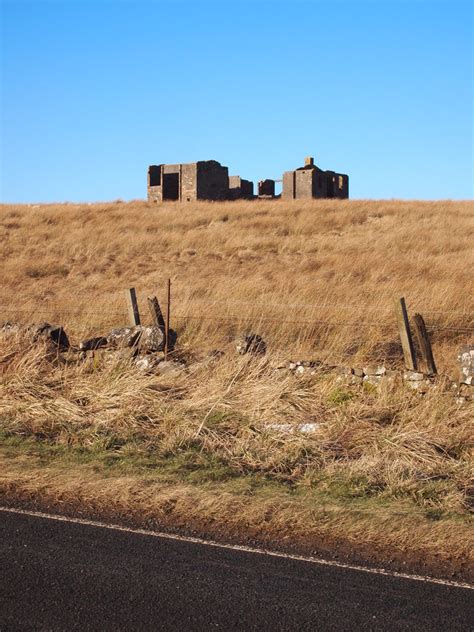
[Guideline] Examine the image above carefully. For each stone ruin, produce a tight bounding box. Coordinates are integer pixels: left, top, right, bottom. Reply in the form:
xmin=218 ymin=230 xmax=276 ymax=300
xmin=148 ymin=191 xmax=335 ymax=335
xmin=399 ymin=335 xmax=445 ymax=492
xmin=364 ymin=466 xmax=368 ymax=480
xmin=147 ymin=156 xmax=349 ymax=202
xmin=282 ymin=156 xmax=349 ymax=200
xmin=228 ymin=176 xmax=254 ymax=200
xmin=147 ymin=160 xmax=230 ymax=203
xmin=257 ymin=179 xmax=276 ymax=198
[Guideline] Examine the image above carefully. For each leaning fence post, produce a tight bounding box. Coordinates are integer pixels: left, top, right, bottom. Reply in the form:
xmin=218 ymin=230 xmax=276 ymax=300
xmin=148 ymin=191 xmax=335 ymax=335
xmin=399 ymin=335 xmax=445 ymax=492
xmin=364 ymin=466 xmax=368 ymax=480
xmin=125 ymin=287 xmax=141 ymax=326
xmin=164 ymin=279 xmax=171 ymax=360
xmin=413 ymin=313 xmax=437 ymax=375
xmin=394 ymin=297 xmax=417 ymax=371
xmin=147 ymin=296 xmax=166 ymax=332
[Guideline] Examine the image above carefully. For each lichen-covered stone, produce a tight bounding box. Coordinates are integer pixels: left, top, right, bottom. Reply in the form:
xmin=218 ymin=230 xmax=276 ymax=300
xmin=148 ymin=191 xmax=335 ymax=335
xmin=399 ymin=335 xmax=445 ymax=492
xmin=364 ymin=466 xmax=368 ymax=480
xmin=108 ymin=326 xmax=141 ymax=348
xmin=107 ymin=325 xmax=175 ymax=352
xmin=363 ymin=366 xmax=386 ymax=376
xmin=0 ymin=322 xmax=22 ymax=337
xmin=135 ymin=355 xmax=162 ymax=372
xmin=457 ymin=346 xmax=474 ymax=385
xmin=403 ymin=371 xmax=425 ymax=381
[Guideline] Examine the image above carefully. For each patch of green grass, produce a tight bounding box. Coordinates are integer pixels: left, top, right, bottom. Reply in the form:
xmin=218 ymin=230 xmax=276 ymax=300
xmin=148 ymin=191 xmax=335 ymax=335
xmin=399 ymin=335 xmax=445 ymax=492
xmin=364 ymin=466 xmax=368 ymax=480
xmin=307 ymin=472 xmax=385 ymax=500
xmin=327 ymin=387 xmax=354 ymax=406
xmin=1 ymin=432 xmax=471 ymax=526
xmin=204 ymin=411 xmax=235 ymax=427
xmin=154 ymin=447 xmax=238 ymax=484
xmin=0 ymin=432 xmax=238 ymax=485
xmin=362 ymin=381 xmax=378 ymax=394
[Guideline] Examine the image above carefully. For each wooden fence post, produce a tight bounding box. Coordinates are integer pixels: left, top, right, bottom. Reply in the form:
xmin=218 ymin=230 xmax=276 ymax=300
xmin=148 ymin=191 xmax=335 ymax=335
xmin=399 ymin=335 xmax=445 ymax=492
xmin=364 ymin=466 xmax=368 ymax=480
xmin=125 ymin=288 xmax=141 ymax=326
xmin=413 ymin=313 xmax=437 ymax=375
xmin=147 ymin=296 xmax=166 ymax=333
xmin=164 ymin=279 xmax=171 ymax=360
xmin=394 ymin=297 xmax=417 ymax=371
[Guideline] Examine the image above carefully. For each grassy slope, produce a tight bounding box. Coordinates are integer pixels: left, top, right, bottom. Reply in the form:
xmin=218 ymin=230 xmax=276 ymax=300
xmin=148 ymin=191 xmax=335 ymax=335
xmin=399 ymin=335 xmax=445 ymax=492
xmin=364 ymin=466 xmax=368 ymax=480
xmin=1 ymin=199 xmax=473 ymax=370
xmin=0 ymin=199 xmax=473 ymax=577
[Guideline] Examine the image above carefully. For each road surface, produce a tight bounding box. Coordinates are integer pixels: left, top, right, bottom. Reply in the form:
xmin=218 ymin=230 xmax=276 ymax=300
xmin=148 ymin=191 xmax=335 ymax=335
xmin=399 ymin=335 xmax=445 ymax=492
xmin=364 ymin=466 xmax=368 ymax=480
xmin=0 ymin=508 xmax=472 ymax=631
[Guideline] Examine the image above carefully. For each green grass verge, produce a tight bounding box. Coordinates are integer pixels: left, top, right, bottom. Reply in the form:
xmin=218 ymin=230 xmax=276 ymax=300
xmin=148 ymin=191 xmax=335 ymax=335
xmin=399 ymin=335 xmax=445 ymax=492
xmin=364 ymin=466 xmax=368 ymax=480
xmin=0 ymin=431 xmax=470 ymax=526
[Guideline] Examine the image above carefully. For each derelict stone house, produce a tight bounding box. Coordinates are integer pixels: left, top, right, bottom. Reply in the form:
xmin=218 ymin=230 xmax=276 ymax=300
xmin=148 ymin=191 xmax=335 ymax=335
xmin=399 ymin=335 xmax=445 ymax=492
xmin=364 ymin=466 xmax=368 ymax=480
xmin=282 ymin=157 xmax=349 ymax=199
xmin=147 ymin=160 xmax=230 ymax=202
xmin=257 ymin=179 xmax=276 ymax=198
xmin=147 ymin=155 xmax=349 ymax=202
xmin=228 ymin=176 xmax=254 ymax=200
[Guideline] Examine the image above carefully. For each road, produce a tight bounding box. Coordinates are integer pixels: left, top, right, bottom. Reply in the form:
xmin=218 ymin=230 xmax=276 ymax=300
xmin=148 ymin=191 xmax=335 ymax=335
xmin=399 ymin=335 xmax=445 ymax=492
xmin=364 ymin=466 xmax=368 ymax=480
xmin=0 ymin=508 xmax=472 ymax=631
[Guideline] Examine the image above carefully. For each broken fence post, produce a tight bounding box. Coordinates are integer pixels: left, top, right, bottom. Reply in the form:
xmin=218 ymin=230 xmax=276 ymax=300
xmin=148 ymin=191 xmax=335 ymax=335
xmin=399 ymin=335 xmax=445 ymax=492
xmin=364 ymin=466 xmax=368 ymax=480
xmin=164 ymin=279 xmax=171 ymax=360
xmin=413 ymin=313 xmax=437 ymax=375
xmin=394 ymin=297 xmax=417 ymax=371
xmin=147 ymin=296 xmax=166 ymax=332
xmin=125 ymin=287 xmax=141 ymax=327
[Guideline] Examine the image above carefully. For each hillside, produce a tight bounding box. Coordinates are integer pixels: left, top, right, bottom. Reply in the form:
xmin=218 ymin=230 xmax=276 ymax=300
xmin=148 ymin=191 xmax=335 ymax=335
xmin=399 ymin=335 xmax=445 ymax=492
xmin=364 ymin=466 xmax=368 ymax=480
xmin=1 ymin=198 xmax=473 ymax=371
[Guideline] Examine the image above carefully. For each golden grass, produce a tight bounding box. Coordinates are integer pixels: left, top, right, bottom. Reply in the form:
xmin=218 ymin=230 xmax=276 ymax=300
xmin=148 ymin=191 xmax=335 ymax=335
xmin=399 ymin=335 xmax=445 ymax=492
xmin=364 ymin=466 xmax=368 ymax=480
xmin=0 ymin=335 xmax=473 ymax=573
xmin=1 ymin=199 xmax=473 ymax=371
xmin=1 ymin=336 xmax=472 ymax=512
xmin=0 ymin=199 xmax=473 ymax=569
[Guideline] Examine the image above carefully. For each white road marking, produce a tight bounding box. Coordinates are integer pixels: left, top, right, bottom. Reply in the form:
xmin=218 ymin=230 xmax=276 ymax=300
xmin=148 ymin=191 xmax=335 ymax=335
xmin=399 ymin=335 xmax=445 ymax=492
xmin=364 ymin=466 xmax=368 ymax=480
xmin=0 ymin=505 xmax=472 ymax=590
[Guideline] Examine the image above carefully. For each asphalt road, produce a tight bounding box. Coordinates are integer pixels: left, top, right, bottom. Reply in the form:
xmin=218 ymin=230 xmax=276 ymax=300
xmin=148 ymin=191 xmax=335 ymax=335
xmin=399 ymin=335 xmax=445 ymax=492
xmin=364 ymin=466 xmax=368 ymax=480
xmin=0 ymin=509 xmax=472 ymax=631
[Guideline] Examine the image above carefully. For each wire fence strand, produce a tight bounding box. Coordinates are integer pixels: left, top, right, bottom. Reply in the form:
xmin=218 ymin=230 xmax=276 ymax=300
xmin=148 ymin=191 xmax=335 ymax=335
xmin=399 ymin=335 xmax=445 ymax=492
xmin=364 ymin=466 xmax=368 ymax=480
xmin=0 ymin=305 xmax=473 ymax=334
xmin=2 ymin=295 xmax=473 ymax=317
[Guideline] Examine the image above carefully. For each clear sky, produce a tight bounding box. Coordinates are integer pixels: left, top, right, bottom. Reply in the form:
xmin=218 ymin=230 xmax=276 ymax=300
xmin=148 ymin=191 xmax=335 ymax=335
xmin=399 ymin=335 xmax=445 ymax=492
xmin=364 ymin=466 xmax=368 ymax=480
xmin=1 ymin=0 xmax=473 ymax=202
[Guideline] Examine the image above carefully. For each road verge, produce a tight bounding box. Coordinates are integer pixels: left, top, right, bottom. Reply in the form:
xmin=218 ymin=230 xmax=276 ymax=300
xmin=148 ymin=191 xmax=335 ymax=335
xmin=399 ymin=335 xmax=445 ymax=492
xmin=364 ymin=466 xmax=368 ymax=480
xmin=1 ymin=439 xmax=472 ymax=584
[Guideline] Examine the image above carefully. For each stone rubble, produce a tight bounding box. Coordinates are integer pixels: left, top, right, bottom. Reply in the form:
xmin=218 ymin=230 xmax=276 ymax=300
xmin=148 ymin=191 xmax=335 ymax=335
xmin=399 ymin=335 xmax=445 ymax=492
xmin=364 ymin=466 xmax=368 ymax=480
xmin=107 ymin=325 xmax=174 ymax=353
xmin=264 ymin=422 xmax=321 ymax=434
xmin=286 ymin=359 xmax=457 ymax=397
xmin=0 ymin=322 xmax=22 ymax=336
xmin=454 ymin=345 xmax=473 ymax=403
xmin=1 ymin=322 xmax=472 ymax=403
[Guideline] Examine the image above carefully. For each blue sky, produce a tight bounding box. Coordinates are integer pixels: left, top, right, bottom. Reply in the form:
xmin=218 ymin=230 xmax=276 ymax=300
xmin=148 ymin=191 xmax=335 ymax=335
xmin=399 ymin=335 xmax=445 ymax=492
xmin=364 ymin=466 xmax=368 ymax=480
xmin=1 ymin=0 xmax=472 ymax=202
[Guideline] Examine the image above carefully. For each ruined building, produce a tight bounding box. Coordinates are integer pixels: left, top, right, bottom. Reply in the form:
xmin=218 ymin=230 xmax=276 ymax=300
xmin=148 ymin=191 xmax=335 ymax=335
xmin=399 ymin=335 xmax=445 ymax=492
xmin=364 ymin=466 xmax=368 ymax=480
xmin=282 ymin=157 xmax=349 ymax=199
xmin=228 ymin=176 xmax=254 ymax=200
xmin=147 ymin=160 xmax=230 ymax=202
xmin=147 ymin=160 xmax=254 ymax=202
xmin=147 ymin=155 xmax=349 ymax=202
xmin=257 ymin=179 xmax=276 ymax=198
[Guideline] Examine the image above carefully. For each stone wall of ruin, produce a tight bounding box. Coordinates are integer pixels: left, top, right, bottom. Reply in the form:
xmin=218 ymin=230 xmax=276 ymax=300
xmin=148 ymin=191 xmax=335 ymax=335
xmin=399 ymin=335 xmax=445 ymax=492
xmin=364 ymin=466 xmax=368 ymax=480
xmin=229 ymin=176 xmax=254 ymax=200
xmin=282 ymin=171 xmax=295 ymax=199
xmin=197 ymin=161 xmax=229 ymax=200
xmin=258 ymin=179 xmax=275 ymax=197
xmin=181 ymin=163 xmax=198 ymax=201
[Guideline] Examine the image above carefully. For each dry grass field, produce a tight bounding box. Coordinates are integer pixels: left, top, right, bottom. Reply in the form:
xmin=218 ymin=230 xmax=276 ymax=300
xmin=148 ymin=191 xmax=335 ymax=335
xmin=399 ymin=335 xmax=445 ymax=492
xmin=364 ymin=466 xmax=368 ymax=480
xmin=1 ymin=199 xmax=473 ymax=577
xmin=1 ymin=198 xmax=473 ymax=367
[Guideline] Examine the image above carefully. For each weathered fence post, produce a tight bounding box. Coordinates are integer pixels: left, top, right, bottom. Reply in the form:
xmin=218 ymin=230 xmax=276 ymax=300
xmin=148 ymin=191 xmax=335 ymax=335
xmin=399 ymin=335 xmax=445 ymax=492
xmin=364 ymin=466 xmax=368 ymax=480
xmin=164 ymin=279 xmax=171 ymax=360
xmin=147 ymin=296 xmax=166 ymax=332
xmin=413 ymin=313 xmax=437 ymax=375
xmin=394 ymin=297 xmax=417 ymax=371
xmin=125 ymin=287 xmax=141 ymax=326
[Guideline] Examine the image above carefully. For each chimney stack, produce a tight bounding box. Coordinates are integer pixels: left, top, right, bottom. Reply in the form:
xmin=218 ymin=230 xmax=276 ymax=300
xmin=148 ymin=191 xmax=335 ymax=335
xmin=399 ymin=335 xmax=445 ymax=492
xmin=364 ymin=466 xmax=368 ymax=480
xmin=304 ymin=156 xmax=314 ymax=166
